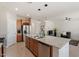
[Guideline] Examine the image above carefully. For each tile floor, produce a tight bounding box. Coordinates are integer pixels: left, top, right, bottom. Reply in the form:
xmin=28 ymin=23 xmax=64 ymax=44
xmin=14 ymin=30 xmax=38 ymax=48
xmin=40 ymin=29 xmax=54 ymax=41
xmin=6 ymin=42 xmax=79 ymax=57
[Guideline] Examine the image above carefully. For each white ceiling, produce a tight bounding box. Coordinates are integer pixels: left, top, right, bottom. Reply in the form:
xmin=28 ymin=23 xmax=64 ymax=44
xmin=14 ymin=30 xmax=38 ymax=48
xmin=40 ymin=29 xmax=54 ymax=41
xmin=0 ymin=2 xmax=79 ymax=21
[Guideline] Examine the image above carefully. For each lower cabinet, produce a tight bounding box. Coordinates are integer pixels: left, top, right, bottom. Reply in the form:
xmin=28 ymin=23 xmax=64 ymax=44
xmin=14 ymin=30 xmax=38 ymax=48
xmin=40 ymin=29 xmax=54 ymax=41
xmin=32 ymin=39 xmax=38 ymax=56
xmin=25 ymin=36 xmax=30 ymax=48
xmin=25 ymin=37 xmax=38 ymax=56
xmin=29 ymin=39 xmax=34 ymax=52
xmin=29 ymin=38 xmax=38 ymax=56
xmin=17 ymin=34 xmax=23 ymax=42
xmin=25 ymin=36 xmax=52 ymax=57
xmin=38 ymin=42 xmax=51 ymax=57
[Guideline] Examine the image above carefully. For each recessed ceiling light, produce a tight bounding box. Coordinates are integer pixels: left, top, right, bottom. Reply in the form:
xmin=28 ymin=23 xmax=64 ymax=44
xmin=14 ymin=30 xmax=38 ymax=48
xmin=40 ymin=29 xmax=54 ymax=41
xmin=38 ymin=9 xmax=41 ymax=11
xmin=15 ymin=8 xmax=18 ymax=11
xmin=27 ymin=14 xmax=30 ymax=16
xmin=44 ymin=4 xmax=48 ymax=7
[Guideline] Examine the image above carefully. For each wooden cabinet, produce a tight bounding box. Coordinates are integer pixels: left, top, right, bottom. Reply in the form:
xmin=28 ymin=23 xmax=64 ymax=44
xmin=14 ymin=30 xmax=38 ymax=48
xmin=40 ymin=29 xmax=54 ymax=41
xmin=25 ymin=36 xmax=38 ymax=56
xmin=25 ymin=36 xmax=30 ymax=48
xmin=22 ymin=18 xmax=31 ymax=25
xmin=17 ymin=19 xmax=22 ymax=29
xmin=33 ymin=40 xmax=38 ymax=56
xmin=25 ymin=36 xmax=52 ymax=57
xmin=16 ymin=19 xmax=23 ymax=42
xmin=29 ymin=39 xmax=34 ymax=52
xmin=38 ymin=42 xmax=51 ymax=57
xmin=16 ymin=18 xmax=31 ymax=42
xmin=29 ymin=39 xmax=38 ymax=56
xmin=17 ymin=34 xmax=22 ymax=42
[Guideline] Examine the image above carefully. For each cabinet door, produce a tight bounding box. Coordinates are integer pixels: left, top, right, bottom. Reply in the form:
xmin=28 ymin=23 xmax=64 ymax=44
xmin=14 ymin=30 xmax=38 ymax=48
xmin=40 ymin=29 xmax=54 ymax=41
xmin=29 ymin=39 xmax=33 ymax=51
xmin=29 ymin=38 xmax=38 ymax=56
xmin=33 ymin=40 xmax=38 ymax=56
xmin=25 ymin=36 xmax=30 ymax=48
xmin=38 ymin=42 xmax=51 ymax=57
xmin=17 ymin=35 xmax=22 ymax=42
xmin=22 ymin=18 xmax=31 ymax=25
xmin=17 ymin=20 xmax=22 ymax=29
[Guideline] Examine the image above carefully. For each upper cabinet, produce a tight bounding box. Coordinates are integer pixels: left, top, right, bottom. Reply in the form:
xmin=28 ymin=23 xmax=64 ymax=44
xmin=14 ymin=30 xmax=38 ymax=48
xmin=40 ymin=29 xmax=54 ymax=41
xmin=16 ymin=19 xmax=22 ymax=29
xmin=22 ymin=18 xmax=31 ymax=25
xmin=16 ymin=17 xmax=31 ymax=31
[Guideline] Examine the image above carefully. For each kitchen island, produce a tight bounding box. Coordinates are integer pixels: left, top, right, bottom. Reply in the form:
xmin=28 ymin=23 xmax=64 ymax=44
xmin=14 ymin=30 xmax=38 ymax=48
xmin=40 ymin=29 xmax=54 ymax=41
xmin=25 ymin=35 xmax=71 ymax=57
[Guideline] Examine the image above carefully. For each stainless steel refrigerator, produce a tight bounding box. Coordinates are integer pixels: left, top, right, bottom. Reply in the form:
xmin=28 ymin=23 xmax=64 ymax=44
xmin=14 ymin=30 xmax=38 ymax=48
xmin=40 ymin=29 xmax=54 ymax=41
xmin=22 ymin=25 xmax=30 ymax=41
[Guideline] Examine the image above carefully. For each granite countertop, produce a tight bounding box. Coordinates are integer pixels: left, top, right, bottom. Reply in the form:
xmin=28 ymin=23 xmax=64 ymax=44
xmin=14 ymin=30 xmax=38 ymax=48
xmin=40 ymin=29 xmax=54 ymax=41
xmin=26 ymin=34 xmax=71 ymax=49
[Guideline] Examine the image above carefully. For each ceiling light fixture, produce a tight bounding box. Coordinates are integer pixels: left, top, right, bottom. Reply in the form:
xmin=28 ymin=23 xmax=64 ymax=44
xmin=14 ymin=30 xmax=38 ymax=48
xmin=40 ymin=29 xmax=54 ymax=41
xmin=27 ymin=14 xmax=29 ymax=16
xmin=44 ymin=4 xmax=48 ymax=7
xmin=38 ymin=9 xmax=41 ymax=11
xmin=15 ymin=8 xmax=18 ymax=11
